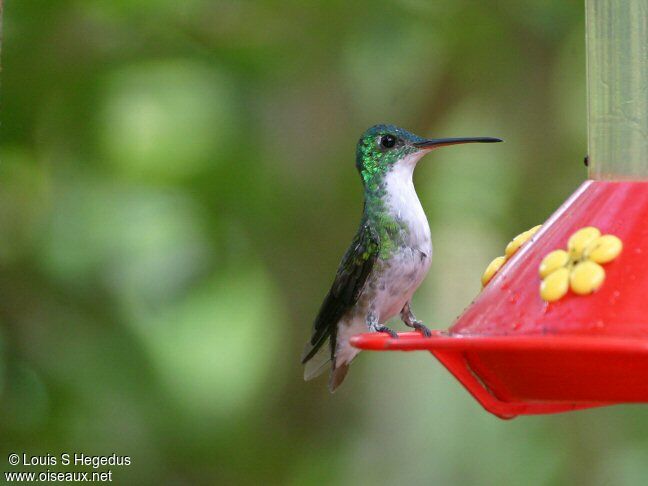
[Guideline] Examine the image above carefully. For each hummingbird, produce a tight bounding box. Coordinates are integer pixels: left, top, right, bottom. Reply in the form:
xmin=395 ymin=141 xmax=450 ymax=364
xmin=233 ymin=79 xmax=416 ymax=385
xmin=302 ymin=124 xmax=502 ymax=391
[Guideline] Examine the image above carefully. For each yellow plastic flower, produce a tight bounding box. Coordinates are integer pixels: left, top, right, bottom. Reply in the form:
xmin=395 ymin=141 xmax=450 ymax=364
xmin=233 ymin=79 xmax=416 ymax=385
xmin=481 ymin=224 xmax=541 ymax=287
xmin=539 ymin=226 xmax=622 ymax=302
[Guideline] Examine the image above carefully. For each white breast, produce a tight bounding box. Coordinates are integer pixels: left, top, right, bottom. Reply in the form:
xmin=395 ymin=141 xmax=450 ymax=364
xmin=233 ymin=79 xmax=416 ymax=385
xmin=384 ymin=158 xmax=432 ymax=253
xmin=371 ymin=157 xmax=433 ymax=321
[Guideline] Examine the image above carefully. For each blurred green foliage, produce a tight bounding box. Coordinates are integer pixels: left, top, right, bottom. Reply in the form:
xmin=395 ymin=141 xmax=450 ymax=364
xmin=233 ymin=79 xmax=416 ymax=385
xmin=2 ymin=1 xmax=648 ymax=485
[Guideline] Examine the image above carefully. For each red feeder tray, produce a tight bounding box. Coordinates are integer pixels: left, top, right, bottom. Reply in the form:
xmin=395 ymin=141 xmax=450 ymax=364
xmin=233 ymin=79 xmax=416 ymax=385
xmin=351 ymin=180 xmax=648 ymax=418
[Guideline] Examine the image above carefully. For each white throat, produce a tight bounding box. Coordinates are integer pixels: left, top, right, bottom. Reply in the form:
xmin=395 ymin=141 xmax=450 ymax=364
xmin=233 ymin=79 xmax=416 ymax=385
xmin=383 ymin=152 xmax=431 ymax=247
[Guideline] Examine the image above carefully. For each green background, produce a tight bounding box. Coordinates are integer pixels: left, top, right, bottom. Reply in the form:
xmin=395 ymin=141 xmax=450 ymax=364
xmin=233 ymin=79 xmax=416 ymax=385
xmin=1 ymin=1 xmax=647 ymax=484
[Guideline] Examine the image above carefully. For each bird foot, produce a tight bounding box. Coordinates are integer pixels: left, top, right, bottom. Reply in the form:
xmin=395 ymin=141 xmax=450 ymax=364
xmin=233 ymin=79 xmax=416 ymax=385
xmin=370 ymin=324 xmax=399 ymax=339
xmin=404 ymin=319 xmax=432 ymax=337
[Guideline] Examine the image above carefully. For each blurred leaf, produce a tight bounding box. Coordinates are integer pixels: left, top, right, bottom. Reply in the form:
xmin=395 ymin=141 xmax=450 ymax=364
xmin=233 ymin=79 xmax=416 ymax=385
xmin=99 ymin=60 xmax=234 ymax=180
xmin=129 ymin=264 xmax=287 ymax=420
xmin=41 ymin=177 xmax=210 ymax=303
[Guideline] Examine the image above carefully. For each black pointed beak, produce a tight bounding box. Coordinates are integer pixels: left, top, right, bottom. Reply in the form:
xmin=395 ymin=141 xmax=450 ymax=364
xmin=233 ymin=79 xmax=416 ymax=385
xmin=413 ymin=137 xmax=503 ymax=149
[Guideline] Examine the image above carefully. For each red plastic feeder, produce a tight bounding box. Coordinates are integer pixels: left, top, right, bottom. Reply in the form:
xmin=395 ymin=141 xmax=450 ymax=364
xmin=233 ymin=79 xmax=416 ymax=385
xmin=351 ymin=2 xmax=648 ymax=418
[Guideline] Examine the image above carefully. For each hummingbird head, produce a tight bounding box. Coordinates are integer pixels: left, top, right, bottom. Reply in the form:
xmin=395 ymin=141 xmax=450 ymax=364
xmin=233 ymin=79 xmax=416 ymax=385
xmin=355 ymin=124 xmax=502 ymax=188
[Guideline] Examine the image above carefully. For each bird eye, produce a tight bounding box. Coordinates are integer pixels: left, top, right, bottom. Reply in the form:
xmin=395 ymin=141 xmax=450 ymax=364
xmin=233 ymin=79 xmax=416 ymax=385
xmin=380 ymin=135 xmax=396 ymax=148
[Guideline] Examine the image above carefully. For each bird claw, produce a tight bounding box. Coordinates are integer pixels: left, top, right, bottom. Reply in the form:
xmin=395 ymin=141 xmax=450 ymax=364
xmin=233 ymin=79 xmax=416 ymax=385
xmin=412 ymin=321 xmax=432 ymax=338
xmin=372 ymin=325 xmax=399 ymax=339
xmin=400 ymin=305 xmax=431 ymax=337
